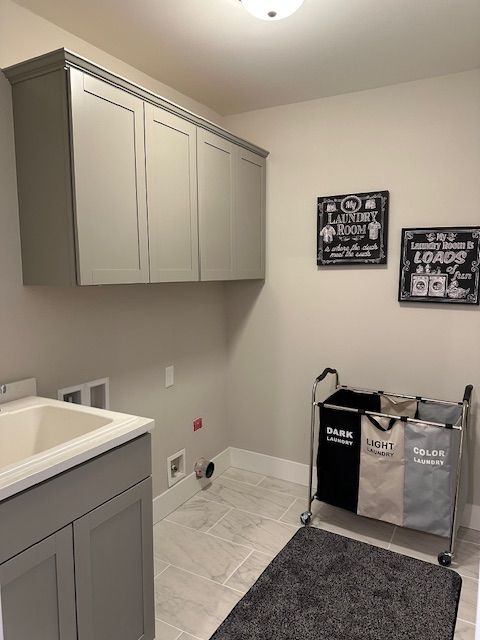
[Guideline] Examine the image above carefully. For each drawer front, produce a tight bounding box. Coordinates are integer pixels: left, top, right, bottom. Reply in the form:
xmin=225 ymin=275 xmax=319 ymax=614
xmin=0 ymin=434 xmax=151 ymax=564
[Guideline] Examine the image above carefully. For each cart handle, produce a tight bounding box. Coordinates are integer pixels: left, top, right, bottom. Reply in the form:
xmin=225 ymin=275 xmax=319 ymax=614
xmin=463 ymin=384 xmax=473 ymax=404
xmin=315 ymin=368 xmax=338 ymax=384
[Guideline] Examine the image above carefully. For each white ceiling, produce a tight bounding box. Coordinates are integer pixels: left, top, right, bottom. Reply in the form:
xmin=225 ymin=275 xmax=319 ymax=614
xmin=12 ymin=0 xmax=480 ymax=115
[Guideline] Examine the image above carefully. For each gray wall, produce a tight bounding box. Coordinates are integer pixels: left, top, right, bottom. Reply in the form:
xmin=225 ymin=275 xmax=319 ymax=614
xmin=224 ymin=69 xmax=480 ymax=517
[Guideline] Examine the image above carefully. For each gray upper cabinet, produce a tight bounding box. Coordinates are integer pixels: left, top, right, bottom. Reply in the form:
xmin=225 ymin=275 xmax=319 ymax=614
xmin=198 ymin=132 xmax=266 ymax=281
xmin=198 ymin=130 xmax=236 ymax=281
xmin=145 ymin=105 xmax=199 ymax=282
xmin=69 ymin=69 xmax=150 ymax=285
xmin=5 ymin=49 xmax=268 ymax=286
xmin=234 ymin=147 xmax=266 ymax=279
xmin=0 ymin=526 xmax=77 ymax=640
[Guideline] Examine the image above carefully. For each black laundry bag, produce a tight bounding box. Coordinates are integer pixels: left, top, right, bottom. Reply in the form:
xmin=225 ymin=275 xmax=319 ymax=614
xmin=316 ymin=389 xmax=381 ymax=512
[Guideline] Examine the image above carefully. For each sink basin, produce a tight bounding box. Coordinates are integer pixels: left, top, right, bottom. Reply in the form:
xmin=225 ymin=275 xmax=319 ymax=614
xmin=0 ymin=404 xmax=112 ymax=469
xmin=0 ymin=396 xmax=154 ymax=501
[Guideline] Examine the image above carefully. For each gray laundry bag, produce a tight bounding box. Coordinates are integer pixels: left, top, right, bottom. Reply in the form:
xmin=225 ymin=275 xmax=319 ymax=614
xmin=404 ymin=420 xmax=461 ymax=538
xmin=404 ymin=401 xmax=466 ymax=537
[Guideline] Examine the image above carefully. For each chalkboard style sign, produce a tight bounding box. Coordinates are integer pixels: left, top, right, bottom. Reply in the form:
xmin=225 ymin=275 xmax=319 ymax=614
xmin=399 ymin=227 xmax=480 ymax=305
xmin=317 ymin=191 xmax=389 ymax=266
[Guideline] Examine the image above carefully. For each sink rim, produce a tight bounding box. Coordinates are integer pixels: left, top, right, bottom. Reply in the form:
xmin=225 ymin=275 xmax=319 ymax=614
xmin=0 ymin=396 xmax=154 ymax=501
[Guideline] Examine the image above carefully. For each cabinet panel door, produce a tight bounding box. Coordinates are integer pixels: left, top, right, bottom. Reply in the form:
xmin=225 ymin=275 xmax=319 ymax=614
xmin=145 ymin=105 xmax=199 ymax=282
xmin=74 ymin=478 xmax=154 ymax=640
xmin=0 ymin=526 xmax=76 ymax=640
xmin=234 ymin=148 xmax=266 ymax=279
xmin=197 ymin=130 xmax=235 ymax=280
xmin=69 ymin=68 xmax=149 ymax=285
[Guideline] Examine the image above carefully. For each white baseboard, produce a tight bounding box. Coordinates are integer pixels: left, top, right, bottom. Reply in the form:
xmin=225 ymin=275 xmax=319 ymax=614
xmin=229 ymin=447 xmax=480 ymax=532
xmin=230 ymin=447 xmax=313 ymax=487
xmin=462 ymin=503 xmax=480 ymax=531
xmin=153 ymin=447 xmax=231 ymax=524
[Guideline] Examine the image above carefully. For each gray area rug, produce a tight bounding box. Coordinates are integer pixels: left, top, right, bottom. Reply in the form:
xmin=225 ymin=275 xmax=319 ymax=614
xmin=210 ymin=527 xmax=462 ymax=640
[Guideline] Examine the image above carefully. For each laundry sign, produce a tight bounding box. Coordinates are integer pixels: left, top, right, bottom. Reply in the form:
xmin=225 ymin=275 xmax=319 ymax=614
xmin=399 ymin=227 xmax=480 ymax=305
xmin=317 ymin=191 xmax=389 ymax=265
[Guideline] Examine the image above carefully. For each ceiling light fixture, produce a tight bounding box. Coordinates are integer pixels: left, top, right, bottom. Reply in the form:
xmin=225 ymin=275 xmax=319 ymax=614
xmin=240 ymin=0 xmax=305 ymax=21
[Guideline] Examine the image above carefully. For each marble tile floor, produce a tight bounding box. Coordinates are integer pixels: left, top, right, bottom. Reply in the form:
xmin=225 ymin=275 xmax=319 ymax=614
xmin=153 ymin=467 xmax=479 ymax=640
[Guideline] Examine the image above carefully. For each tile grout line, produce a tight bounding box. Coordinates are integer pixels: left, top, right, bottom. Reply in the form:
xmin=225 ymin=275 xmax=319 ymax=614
xmin=153 ymin=563 xmax=171 ymax=579
xmin=155 ymin=619 xmax=184 ymax=640
xmin=221 ymin=466 xmax=267 ymax=487
xmin=165 ymin=562 xmax=245 ymax=596
xmin=232 ymin=506 xmax=300 ymax=529
xmin=277 ymin=497 xmax=299 ymax=523
xmin=387 ymin=526 xmax=397 ymax=550
xmin=224 ymin=466 xmax=308 ymax=496
xmin=205 ymin=506 xmax=234 ymax=533
xmin=159 ymin=515 xmax=257 ymax=552
xmin=195 ymin=493 xmax=300 ymax=529
xmin=205 ymin=475 xmax=302 ymax=507
xmin=223 ymin=474 xmax=267 ymax=488
xmin=222 ymin=548 xmax=255 ymax=587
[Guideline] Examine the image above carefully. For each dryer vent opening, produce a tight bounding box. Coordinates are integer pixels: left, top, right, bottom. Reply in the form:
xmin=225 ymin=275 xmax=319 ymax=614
xmin=195 ymin=458 xmax=215 ymax=479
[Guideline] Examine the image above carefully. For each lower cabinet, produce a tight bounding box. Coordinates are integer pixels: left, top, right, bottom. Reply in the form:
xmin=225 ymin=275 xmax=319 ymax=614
xmin=0 ymin=442 xmax=154 ymax=640
xmin=74 ymin=478 xmax=154 ymax=640
xmin=0 ymin=527 xmax=77 ymax=640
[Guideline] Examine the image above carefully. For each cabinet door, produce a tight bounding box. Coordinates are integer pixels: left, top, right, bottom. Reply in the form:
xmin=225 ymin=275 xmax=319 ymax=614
xmin=0 ymin=527 xmax=76 ymax=640
xmin=69 ymin=68 xmax=149 ymax=285
xmin=233 ymin=148 xmax=266 ymax=279
xmin=145 ymin=105 xmax=199 ymax=282
xmin=74 ymin=478 xmax=154 ymax=640
xmin=197 ymin=130 xmax=235 ymax=280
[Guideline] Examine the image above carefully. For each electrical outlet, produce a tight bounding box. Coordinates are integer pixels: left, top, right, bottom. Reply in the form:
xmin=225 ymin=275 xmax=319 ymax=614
xmin=193 ymin=417 xmax=203 ymax=432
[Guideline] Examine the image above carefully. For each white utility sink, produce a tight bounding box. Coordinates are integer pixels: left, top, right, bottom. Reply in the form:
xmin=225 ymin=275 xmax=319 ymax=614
xmin=0 ymin=396 xmax=154 ymax=501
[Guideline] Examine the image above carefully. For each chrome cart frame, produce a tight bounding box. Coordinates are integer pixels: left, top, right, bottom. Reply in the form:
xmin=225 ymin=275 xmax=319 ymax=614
xmin=301 ymin=367 xmax=473 ymax=567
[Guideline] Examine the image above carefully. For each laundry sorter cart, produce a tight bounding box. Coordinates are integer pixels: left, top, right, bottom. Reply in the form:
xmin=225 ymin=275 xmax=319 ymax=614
xmin=301 ymin=368 xmax=473 ymax=567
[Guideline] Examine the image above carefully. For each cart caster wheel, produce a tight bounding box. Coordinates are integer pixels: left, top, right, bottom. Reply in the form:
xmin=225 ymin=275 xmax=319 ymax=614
xmin=300 ymin=511 xmax=312 ymax=526
xmin=438 ymin=552 xmax=452 ymax=567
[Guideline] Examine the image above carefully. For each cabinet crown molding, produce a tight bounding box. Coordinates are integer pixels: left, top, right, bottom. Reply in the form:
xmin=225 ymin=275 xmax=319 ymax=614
xmin=3 ymin=48 xmax=269 ymax=159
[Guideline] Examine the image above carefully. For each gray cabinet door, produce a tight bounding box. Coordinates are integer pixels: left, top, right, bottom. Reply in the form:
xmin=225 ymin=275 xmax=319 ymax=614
xmin=74 ymin=478 xmax=154 ymax=640
xmin=69 ymin=68 xmax=150 ymax=285
xmin=0 ymin=526 xmax=77 ymax=640
xmin=233 ymin=148 xmax=266 ymax=279
xmin=198 ymin=130 xmax=235 ymax=280
xmin=145 ymin=105 xmax=199 ymax=282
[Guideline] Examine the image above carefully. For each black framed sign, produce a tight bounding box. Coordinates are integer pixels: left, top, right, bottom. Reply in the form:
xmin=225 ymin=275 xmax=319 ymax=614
xmin=399 ymin=227 xmax=480 ymax=305
xmin=317 ymin=191 xmax=389 ymax=266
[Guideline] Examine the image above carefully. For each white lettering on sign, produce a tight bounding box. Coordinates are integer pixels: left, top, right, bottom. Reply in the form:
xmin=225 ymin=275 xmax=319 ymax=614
xmin=327 ymin=426 xmax=353 ymax=439
xmin=412 ymin=446 xmax=446 ymax=466
xmin=326 ymin=426 xmax=354 ymax=446
xmin=413 ymin=250 xmax=467 ymax=265
xmin=413 ymin=447 xmax=445 ymax=457
xmin=413 ymin=458 xmax=445 ymax=466
xmin=340 ymin=195 xmax=362 ymax=214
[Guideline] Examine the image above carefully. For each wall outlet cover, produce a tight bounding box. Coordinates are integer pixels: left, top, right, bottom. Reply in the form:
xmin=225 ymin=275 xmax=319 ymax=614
xmin=193 ymin=417 xmax=203 ymax=432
